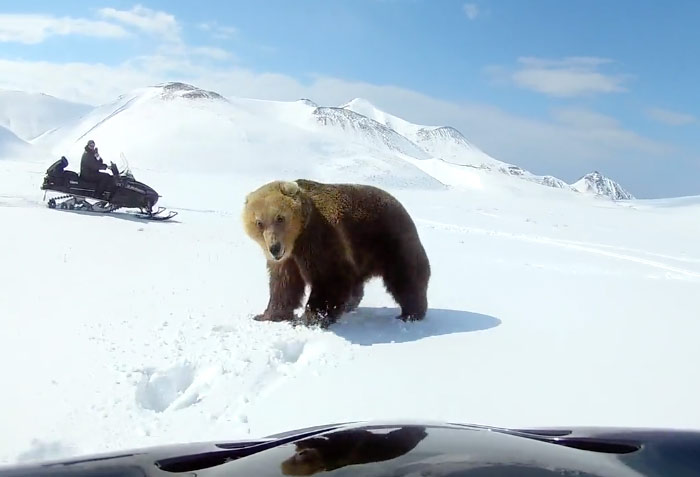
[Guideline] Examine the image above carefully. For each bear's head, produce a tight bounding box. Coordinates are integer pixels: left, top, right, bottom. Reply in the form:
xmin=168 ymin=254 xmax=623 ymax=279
xmin=242 ymin=180 xmax=305 ymax=262
xmin=280 ymin=446 xmax=324 ymax=475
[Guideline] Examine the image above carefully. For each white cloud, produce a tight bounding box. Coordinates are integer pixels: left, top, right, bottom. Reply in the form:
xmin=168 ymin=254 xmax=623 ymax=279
xmin=518 ymin=57 xmax=614 ymax=68
xmin=645 ymin=107 xmax=697 ymax=126
xmin=189 ymin=47 xmax=233 ymax=61
xmin=490 ymin=56 xmax=630 ymax=97
xmin=97 ymin=5 xmax=180 ymax=42
xmin=0 ymin=14 xmax=129 ymax=44
xmin=92 ymin=7 xmax=232 ymax=62
xmin=153 ymin=43 xmax=234 ymax=62
xmin=463 ymin=3 xmax=479 ymax=20
xmin=547 ymin=107 xmax=667 ymax=155
xmin=551 ymin=108 xmax=621 ymax=130
xmin=0 ymin=59 xmax=163 ymax=104
xmin=197 ymin=22 xmax=237 ymax=40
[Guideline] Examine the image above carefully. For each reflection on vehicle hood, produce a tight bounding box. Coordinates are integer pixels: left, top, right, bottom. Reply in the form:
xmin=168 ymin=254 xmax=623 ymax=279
xmin=1 ymin=420 xmax=700 ymax=476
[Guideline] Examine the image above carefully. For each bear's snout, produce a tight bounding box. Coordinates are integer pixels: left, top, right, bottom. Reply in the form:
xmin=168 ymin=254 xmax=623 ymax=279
xmin=269 ymin=242 xmax=283 ymax=260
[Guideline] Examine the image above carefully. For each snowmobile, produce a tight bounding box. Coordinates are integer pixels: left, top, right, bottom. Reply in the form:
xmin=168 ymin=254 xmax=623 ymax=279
xmin=40 ymin=154 xmax=177 ymax=221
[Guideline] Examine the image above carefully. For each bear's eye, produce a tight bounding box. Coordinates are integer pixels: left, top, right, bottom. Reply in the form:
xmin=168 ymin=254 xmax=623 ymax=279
xmin=275 ymin=215 xmax=284 ymax=224
xmin=255 ymin=219 xmax=263 ymax=230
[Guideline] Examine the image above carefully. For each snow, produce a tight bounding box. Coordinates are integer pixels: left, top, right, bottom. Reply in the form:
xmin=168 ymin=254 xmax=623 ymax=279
xmin=0 ymin=125 xmax=32 ymax=157
xmin=0 ymin=89 xmax=91 ymax=142
xmin=1 ymin=83 xmax=700 ymax=466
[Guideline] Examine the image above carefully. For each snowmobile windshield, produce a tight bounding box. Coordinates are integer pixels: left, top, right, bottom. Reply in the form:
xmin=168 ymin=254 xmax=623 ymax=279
xmin=117 ymin=152 xmax=134 ymax=178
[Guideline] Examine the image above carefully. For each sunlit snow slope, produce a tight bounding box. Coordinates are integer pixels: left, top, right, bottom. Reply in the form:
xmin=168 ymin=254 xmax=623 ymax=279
xmin=0 ymin=89 xmax=90 ymax=142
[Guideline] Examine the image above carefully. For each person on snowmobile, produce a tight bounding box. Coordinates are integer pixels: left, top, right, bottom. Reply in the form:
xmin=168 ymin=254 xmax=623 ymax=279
xmin=80 ymin=140 xmax=116 ymax=201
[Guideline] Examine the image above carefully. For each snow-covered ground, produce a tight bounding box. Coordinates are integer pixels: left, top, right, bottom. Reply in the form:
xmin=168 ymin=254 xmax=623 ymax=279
xmin=1 ymin=84 xmax=699 ymax=465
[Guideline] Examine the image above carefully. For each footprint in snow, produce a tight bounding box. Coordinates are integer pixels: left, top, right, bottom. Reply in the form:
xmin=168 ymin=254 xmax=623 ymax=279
xmin=272 ymin=340 xmax=306 ymax=364
xmin=135 ymin=361 xmax=221 ymax=413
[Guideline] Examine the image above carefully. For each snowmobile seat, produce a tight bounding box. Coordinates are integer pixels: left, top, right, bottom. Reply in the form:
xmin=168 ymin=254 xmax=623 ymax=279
xmin=46 ymin=156 xmax=69 ymax=178
xmin=76 ymin=178 xmax=99 ymax=190
xmin=43 ymin=156 xmax=95 ymax=190
xmin=64 ymin=170 xmax=80 ymax=182
xmin=46 ymin=156 xmax=80 ymax=182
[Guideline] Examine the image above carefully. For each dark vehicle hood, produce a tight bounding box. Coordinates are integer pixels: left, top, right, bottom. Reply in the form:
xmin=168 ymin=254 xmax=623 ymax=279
xmin=1 ymin=420 xmax=699 ymax=476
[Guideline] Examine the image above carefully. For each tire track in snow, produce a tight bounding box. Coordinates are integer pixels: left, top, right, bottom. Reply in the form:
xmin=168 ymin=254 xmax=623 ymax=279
xmin=417 ymin=218 xmax=700 ymax=280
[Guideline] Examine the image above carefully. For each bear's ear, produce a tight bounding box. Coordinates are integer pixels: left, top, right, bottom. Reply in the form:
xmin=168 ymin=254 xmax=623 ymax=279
xmin=279 ymin=181 xmax=300 ymax=197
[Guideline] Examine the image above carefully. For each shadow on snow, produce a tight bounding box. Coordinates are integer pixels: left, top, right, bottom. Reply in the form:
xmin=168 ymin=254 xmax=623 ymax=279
xmin=331 ymin=306 xmax=501 ymax=346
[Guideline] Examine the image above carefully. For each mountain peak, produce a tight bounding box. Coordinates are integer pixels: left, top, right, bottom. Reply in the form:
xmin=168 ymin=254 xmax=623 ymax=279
xmin=298 ymin=98 xmax=318 ymax=107
xmin=155 ymin=82 xmax=227 ymax=102
xmin=340 ymin=97 xmax=376 ymax=110
xmin=572 ymin=171 xmax=634 ymax=200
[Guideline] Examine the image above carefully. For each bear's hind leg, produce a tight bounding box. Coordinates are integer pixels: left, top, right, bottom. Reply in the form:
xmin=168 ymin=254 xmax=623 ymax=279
xmin=382 ymin=243 xmax=430 ymax=321
xmin=385 ymin=277 xmax=427 ymax=321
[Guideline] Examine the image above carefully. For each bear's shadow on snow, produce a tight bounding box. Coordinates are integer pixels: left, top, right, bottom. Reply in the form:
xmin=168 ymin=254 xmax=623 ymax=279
xmin=331 ymin=307 xmax=501 ymax=346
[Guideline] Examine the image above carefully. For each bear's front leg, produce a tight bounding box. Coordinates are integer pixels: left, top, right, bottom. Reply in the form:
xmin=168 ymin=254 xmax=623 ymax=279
xmin=344 ymin=282 xmax=364 ymax=313
xmin=254 ymin=259 xmax=306 ymax=323
xmin=303 ymin=276 xmax=354 ymax=328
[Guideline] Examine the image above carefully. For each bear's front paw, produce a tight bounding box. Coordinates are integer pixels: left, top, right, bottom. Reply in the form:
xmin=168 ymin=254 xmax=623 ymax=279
xmin=301 ymin=310 xmax=334 ymax=329
xmin=253 ymin=311 xmax=295 ymax=322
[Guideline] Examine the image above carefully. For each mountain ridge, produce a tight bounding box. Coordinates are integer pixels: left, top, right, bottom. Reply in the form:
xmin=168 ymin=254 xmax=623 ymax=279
xmin=572 ymin=171 xmax=635 ymax=200
xmin=3 ymin=82 xmax=634 ymax=199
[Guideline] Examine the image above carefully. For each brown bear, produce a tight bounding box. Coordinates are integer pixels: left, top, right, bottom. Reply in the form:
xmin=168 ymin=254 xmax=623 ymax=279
xmin=242 ymin=179 xmax=430 ymax=327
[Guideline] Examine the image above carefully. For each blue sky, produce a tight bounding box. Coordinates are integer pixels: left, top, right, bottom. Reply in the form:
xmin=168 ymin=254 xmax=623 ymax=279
xmin=1 ymin=0 xmax=699 ymax=198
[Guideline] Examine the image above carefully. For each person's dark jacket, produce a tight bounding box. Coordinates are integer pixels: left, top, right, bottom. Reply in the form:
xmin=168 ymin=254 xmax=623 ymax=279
xmin=80 ymin=146 xmax=107 ymax=181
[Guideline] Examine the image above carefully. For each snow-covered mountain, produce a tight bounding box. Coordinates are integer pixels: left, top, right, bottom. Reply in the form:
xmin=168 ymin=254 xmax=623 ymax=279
xmin=312 ymin=106 xmax=431 ymax=160
xmin=0 ymin=125 xmax=31 ymax=157
xmin=340 ymin=98 xmax=583 ymax=193
xmin=19 ymin=82 xmax=630 ymax=199
xmin=572 ymin=171 xmax=635 ymax=200
xmin=539 ymin=175 xmax=572 ymax=189
xmin=34 ymin=82 xmax=444 ymax=190
xmin=342 ymin=97 xmax=507 ymax=170
xmin=0 ymin=89 xmax=91 ymax=141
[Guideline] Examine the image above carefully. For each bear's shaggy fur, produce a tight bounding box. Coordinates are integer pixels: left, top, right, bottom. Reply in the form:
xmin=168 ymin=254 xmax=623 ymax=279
xmin=242 ymin=179 xmax=430 ymax=327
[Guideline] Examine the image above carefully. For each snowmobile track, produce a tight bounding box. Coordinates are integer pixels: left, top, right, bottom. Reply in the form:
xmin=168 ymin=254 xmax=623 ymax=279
xmin=47 ymin=194 xmax=178 ymax=221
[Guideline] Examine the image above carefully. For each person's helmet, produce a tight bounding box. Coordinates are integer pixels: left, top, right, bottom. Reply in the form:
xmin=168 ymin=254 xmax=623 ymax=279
xmin=87 ymin=140 xmax=95 ymax=149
